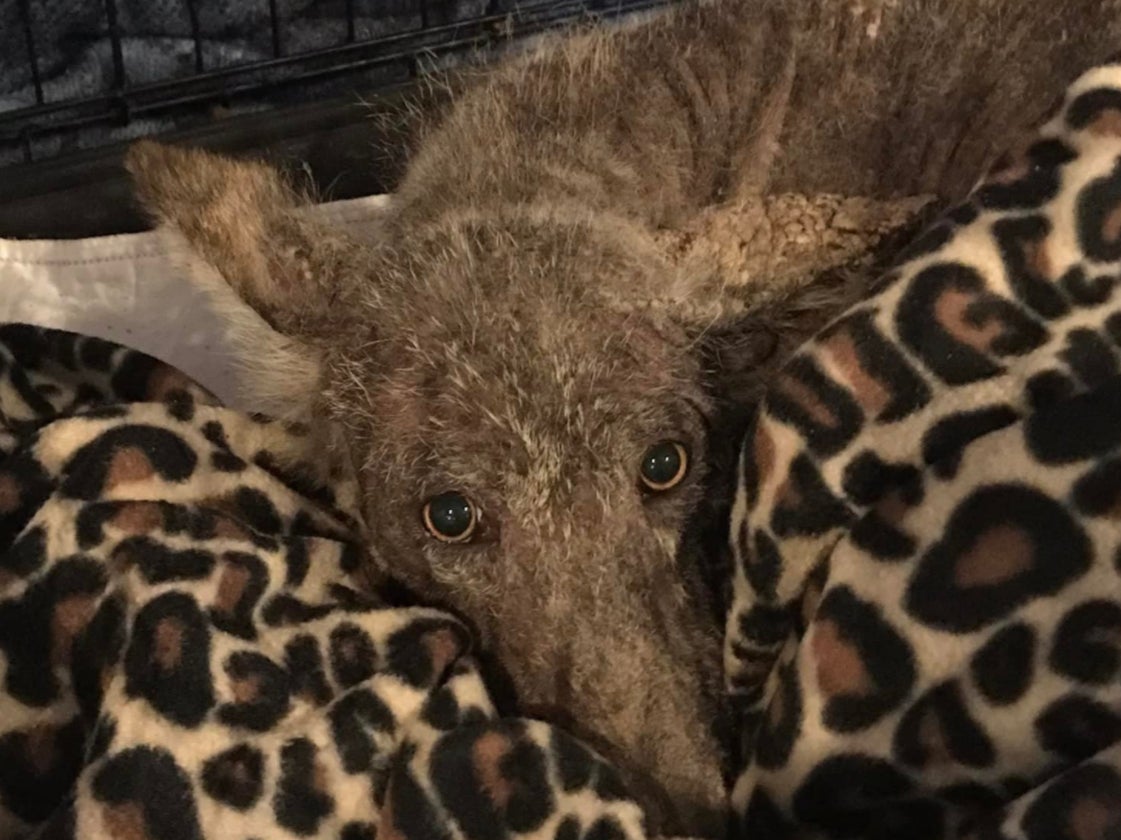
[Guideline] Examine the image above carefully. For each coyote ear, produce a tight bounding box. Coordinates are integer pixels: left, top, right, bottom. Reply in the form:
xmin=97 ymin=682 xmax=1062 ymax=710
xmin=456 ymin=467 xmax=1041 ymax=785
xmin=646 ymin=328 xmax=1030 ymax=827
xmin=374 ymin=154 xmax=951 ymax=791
xmin=654 ymin=191 xmax=935 ymax=404
xmin=694 ymin=274 xmax=865 ymax=411
xmin=125 ymin=140 xmax=372 ymax=423
xmin=125 ymin=140 xmax=362 ymax=343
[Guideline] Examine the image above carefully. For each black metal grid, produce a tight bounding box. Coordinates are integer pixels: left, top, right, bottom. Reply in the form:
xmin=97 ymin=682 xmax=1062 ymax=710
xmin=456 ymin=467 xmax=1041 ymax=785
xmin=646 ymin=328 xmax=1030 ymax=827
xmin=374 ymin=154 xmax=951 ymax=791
xmin=3 ymin=0 xmax=671 ymax=169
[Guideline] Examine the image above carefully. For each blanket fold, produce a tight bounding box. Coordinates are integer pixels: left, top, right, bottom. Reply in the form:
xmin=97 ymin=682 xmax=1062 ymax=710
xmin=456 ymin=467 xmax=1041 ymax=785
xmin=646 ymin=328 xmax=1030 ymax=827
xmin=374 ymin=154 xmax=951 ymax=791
xmin=5 ymin=57 xmax=1121 ymax=840
xmin=0 ymin=324 xmax=644 ymax=840
xmin=727 ymin=61 xmax=1121 ymax=839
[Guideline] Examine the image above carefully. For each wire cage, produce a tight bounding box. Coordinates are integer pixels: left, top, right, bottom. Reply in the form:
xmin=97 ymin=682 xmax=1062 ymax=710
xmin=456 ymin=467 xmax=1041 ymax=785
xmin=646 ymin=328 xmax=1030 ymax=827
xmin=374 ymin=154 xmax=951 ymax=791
xmin=0 ymin=0 xmax=671 ymax=172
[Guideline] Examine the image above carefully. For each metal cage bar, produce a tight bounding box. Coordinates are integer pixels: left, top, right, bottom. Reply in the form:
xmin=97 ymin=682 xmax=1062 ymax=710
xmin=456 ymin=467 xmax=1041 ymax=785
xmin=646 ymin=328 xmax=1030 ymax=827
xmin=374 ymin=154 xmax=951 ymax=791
xmin=101 ymin=0 xmax=128 ymax=92
xmin=268 ymin=0 xmax=284 ymax=57
xmin=345 ymin=0 xmax=357 ymax=43
xmin=1 ymin=0 xmax=673 ymax=169
xmin=185 ymin=0 xmax=205 ymax=73
xmin=16 ymin=0 xmax=44 ymax=106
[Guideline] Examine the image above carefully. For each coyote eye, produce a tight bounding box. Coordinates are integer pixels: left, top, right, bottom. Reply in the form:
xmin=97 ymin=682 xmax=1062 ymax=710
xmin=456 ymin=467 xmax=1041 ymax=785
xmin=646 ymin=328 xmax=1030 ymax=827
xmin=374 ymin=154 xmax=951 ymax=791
xmin=639 ymin=441 xmax=689 ymax=492
xmin=422 ymin=492 xmax=478 ymax=543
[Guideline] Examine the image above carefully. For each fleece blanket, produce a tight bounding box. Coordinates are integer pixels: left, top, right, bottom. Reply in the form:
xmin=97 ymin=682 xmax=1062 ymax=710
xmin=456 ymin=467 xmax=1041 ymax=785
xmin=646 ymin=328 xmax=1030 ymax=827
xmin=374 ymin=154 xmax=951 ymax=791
xmin=4 ymin=61 xmax=1121 ymax=840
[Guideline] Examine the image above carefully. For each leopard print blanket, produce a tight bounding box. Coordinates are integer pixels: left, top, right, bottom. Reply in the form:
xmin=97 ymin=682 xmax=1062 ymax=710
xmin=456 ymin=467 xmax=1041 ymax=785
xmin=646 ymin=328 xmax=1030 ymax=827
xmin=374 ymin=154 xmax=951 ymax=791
xmin=4 ymin=62 xmax=1121 ymax=840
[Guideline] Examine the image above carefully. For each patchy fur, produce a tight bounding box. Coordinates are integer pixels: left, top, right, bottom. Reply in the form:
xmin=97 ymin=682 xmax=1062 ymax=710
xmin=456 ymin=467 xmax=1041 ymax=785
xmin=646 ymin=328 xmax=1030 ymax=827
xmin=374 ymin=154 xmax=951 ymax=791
xmin=125 ymin=0 xmax=1121 ymax=833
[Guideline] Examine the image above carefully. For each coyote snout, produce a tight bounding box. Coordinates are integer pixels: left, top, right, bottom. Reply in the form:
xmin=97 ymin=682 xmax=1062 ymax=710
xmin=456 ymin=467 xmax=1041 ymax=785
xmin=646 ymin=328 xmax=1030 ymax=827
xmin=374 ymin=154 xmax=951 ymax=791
xmin=333 ymin=215 xmax=733 ymax=835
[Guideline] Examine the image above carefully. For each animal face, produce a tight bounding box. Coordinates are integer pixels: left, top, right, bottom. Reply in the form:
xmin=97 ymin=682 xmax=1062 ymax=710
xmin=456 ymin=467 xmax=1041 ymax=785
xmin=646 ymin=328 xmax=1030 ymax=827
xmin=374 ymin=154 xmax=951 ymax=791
xmin=330 ymin=214 xmax=730 ymax=835
xmin=126 ymin=143 xmax=733 ymax=835
xmin=121 ymin=0 xmax=1121 ymax=828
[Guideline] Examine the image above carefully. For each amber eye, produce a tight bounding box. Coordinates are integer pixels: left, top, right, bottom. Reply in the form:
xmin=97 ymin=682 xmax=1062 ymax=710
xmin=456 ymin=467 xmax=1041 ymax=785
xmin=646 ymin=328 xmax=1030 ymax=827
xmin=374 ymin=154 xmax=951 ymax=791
xmin=422 ymin=492 xmax=478 ymax=543
xmin=639 ymin=441 xmax=689 ymax=492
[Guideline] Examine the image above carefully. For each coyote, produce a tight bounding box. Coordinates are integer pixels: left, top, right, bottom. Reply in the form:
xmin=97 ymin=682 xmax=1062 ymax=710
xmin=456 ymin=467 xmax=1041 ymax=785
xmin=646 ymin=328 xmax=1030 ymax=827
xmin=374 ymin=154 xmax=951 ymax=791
xmin=125 ymin=0 xmax=1121 ymax=833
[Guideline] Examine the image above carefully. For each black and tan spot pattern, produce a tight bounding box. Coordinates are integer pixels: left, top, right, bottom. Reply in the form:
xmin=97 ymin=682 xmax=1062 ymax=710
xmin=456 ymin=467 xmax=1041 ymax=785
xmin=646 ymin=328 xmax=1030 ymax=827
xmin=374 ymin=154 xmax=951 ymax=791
xmin=728 ymin=62 xmax=1121 ymax=838
xmin=0 ymin=327 xmax=643 ymax=840
xmin=9 ymin=62 xmax=1121 ymax=840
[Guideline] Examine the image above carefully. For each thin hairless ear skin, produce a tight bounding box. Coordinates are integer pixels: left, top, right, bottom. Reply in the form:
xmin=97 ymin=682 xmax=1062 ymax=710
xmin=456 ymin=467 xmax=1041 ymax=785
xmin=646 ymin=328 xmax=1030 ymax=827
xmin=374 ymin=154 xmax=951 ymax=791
xmin=124 ymin=0 xmax=1121 ymax=833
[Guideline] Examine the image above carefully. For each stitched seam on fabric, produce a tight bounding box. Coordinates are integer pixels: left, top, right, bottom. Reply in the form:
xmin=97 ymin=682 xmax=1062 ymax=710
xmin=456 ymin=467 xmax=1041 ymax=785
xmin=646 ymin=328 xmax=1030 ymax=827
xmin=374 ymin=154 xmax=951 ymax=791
xmin=0 ymin=250 xmax=169 ymax=267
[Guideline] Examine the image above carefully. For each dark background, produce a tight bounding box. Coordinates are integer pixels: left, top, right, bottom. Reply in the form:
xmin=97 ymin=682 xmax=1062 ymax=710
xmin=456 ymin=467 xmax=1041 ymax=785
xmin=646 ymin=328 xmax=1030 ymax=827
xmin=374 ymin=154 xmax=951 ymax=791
xmin=0 ymin=0 xmax=670 ymax=239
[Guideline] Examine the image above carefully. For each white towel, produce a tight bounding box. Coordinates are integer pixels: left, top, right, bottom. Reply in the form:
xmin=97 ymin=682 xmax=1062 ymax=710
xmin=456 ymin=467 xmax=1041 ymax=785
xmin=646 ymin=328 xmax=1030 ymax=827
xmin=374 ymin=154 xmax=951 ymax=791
xmin=0 ymin=192 xmax=390 ymax=409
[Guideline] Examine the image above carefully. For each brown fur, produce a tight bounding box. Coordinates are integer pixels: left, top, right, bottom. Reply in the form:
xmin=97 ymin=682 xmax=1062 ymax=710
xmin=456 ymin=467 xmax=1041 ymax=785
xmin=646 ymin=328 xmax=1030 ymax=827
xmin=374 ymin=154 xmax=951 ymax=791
xmin=124 ymin=0 xmax=1121 ymax=834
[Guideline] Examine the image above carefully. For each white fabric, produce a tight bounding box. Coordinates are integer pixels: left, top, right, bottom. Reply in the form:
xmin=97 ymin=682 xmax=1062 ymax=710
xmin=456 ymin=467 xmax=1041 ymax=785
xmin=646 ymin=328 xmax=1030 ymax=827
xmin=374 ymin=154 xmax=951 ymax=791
xmin=0 ymin=194 xmax=390 ymax=409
